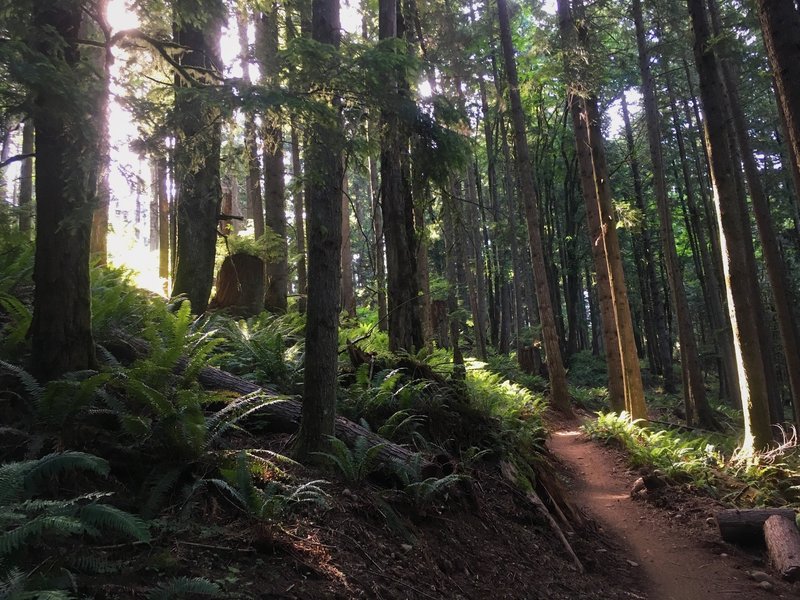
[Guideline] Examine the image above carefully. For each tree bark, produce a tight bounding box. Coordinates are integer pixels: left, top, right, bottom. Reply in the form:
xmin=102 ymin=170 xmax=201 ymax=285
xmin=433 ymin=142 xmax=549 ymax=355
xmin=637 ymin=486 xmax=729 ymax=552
xmin=18 ymin=120 xmax=33 ymax=236
xmin=171 ymin=2 xmax=223 ymax=314
xmin=620 ymin=94 xmax=671 ymax=386
xmin=237 ymin=7 xmax=265 ymax=241
xmin=756 ymin=0 xmax=800 ymax=177
xmin=289 ymin=120 xmax=307 ymax=314
xmin=687 ymin=0 xmax=773 ymax=451
xmin=29 ymin=1 xmax=97 ymax=379
xmin=379 ymin=0 xmax=423 ymax=353
xmin=258 ymin=3 xmax=288 ymax=313
xmin=764 ymin=515 xmax=800 ymax=581
xmin=498 ymin=0 xmax=573 ymax=417
xmin=341 ymin=168 xmax=356 ymax=317
xmin=294 ymin=0 xmax=344 ymax=458
xmin=633 ymin=0 xmax=715 ymax=427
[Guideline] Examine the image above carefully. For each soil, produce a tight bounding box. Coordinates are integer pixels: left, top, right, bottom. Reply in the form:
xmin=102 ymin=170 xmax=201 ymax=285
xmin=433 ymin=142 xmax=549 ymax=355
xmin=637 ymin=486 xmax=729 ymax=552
xmin=547 ymin=415 xmax=800 ymax=600
xmin=81 ymin=417 xmax=800 ymax=599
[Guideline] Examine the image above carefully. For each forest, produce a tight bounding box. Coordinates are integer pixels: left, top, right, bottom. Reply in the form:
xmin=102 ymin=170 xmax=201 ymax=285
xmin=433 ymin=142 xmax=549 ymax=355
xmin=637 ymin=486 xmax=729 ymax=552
xmin=1 ymin=0 xmax=800 ymax=597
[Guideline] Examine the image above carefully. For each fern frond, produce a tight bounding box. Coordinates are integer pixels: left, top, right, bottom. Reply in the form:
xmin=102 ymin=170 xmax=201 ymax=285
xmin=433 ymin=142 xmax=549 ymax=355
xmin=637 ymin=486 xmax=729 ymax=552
xmin=141 ymin=465 xmax=186 ymax=518
xmin=205 ymin=393 xmax=284 ymax=448
xmin=147 ymin=576 xmax=220 ymax=599
xmin=0 ymin=452 xmax=109 ymax=505
xmin=78 ymin=504 xmax=151 ymax=542
xmin=0 ymin=360 xmax=43 ymax=402
xmin=0 ymin=515 xmax=87 ymax=555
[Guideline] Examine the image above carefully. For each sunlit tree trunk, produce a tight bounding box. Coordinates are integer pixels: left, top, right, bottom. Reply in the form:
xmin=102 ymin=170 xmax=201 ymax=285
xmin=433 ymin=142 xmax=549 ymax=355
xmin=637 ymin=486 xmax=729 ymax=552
xmin=30 ymin=0 xmax=97 ymax=378
xmin=87 ymin=1 xmax=111 ymax=265
xmin=498 ymin=0 xmax=573 ymax=416
xmin=295 ymin=0 xmax=343 ymax=458
xmin=664 ymin=65 xmax=740 ymax=408
xmin=720 ymin=62 xmax=800 ymax=427
xmin=171 ymin=1 xmax=223 ymax=314
xmin=687 ymin=0 xmax=772 ymax=451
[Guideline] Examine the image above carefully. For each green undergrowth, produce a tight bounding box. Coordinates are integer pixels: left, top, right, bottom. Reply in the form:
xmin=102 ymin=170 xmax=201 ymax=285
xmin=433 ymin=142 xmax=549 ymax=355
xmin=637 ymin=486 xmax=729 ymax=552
xmin=584 ymin=411 xmax=800 ymax=507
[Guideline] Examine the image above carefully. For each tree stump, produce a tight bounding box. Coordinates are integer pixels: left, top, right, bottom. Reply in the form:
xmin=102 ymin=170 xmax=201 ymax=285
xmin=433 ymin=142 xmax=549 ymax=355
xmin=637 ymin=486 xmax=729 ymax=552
xmin=518 ymin=344 xmax=546 ymax=377
xmin=716 ymin=508 xmax=797 ymax=544
xmin=764 ymin=515 xmax=800 ymax=581
xmin=210 ymin=253 xmax=264 ymax=317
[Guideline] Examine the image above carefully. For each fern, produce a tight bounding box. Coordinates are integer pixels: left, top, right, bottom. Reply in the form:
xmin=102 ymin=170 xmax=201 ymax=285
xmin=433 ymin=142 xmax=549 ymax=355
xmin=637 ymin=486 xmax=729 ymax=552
xmin=314 ymin=436 xmax=387 ymax=484
xmin=0 ymin=360 xmax=44 ymax=404
xmin=77 ymin=504 xmax=150 ymax=542
xmin=204 ymin=392 xmax=285 ymax=449
xmin=146 ymin=576 xmax=220 ymax=600
xmin=0 ymin=293 xmax=31 ymax=352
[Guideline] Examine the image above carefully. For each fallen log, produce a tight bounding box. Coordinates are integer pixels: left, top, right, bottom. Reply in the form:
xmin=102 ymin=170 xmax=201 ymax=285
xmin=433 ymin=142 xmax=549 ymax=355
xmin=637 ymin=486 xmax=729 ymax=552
xmin=106 ymin=332 xmax=430 ymax=472
xmin=764 ymin=515 xmax=800 ymax=581
xmin=716 ymin=508 xmax=797 ymax=544
xmin=501 ymin=461 xmax=584 ymax=573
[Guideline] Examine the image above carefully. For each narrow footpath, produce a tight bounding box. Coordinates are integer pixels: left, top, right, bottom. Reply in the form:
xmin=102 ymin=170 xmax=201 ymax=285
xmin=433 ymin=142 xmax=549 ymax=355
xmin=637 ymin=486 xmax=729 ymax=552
xmin=547 ymin=421 xmax=795 ymax=600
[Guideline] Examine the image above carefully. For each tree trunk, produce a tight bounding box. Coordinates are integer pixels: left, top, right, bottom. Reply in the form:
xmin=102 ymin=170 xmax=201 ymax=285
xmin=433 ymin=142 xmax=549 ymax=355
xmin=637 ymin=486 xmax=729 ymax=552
xmin=633 ymin=0 xmax=715 ymax=427
xmin=687 ymin=0 xmax=773 ymax=451
xmin=366 ymin=119 xmax=387 ymax=330
xmin=721 ymin=62 xmax=800 ymax=427
xmin=29 ymin=1 xmax=97 ymax=379
xmin=18 ymin=120 xmax=33 ymax=236
xmin=379 ymin=0 xmax=423 ymax=353
xmin=620 ymin=94 xmax=671 ymax=387
xmin=756 ymin=0 xmax=800 ymax=177
xmin=171 ymin=3 xmax=223 ymax=314
xmin=294 ymin=0 xmax=343 ymax=458
xmin=258 ymin=3 xmax=288 ymax=313
xmin=88 ymin=4 xmax=111 ymax=266
xmin=498 ymin=0 xmax=573 ymax=417
xmin=341 ymin=168 xmax=356 ymax=318
xmin=210 ymin=253 xmax=265 ymax=317
xmin=716 ymin=508 xmax=797 ymax=544
xmin=237 ymin=7 xmax=265 ymax=241
xmin=289 ymin=120 xmax=307 ymax=314
xmin=665 ymin=65 xmax=740 ymax=408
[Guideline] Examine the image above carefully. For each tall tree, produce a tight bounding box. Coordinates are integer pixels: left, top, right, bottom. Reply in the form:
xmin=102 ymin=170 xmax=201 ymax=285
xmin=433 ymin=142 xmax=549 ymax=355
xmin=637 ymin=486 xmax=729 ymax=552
xmin=294 ymin=0 xmax=344 ymax=457
xmin=258 ymin=2 xmax=288 ymax=313
xmin=687 ymin=0 xmax=773 ymax=451
xmin=632 ymin=0 xmax=716 ymax=428
xmin=18 ymin=120 xmax=33 ymax=236
xmin=171 ymin=0 xmax=224 ymax=314
xmin=237 ymin=5 xmax=265 ymax=240
xmin=29 ymin=0 xmax=98 ymax=378
xmin=379 ymin=0 xmax=424 ymax=353
xmin=497 ymin=0 xmax=573 ymax=417
xmin=755 ymin=0 xmax=800 ymax=177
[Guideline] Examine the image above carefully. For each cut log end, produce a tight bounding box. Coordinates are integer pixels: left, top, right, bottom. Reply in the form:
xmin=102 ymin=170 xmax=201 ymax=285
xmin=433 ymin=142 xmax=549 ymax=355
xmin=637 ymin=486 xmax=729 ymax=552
xmin=764 ymin=514 xmax=800 ymax=582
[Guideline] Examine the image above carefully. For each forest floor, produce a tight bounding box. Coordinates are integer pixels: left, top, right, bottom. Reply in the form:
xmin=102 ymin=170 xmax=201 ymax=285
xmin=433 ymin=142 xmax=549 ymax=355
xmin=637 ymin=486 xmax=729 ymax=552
xmin=547 ymin=412 xmax=800 ymax=600
xmin=86 ymin=413 xmax=800 ymax=599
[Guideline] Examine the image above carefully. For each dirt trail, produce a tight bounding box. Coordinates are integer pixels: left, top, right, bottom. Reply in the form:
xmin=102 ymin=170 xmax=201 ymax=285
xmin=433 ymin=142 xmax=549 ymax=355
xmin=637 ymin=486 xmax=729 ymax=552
xmin=547 ymin=422 xmax=793 ymax=600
